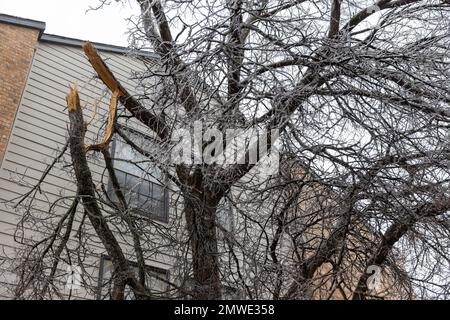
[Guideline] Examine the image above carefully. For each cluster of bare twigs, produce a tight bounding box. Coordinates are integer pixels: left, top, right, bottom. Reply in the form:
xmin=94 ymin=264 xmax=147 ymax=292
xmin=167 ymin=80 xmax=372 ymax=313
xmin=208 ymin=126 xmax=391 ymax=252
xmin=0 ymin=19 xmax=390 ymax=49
xmin=4 ymin=0 xmax=450 ymax=299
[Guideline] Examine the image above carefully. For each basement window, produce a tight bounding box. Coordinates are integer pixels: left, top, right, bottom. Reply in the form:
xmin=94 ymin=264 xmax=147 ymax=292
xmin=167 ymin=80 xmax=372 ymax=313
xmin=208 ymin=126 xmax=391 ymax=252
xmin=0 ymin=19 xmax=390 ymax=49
xmin=97 ymin=255 xmax=169 ymax=300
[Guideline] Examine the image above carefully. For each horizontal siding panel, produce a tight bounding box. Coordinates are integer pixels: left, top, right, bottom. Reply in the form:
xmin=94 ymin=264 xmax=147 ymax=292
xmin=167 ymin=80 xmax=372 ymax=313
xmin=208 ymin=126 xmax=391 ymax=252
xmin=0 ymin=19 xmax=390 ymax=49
xmin=18 ymin=107 xmax=68 ymax=134
xmin=22 ymin=95 xmax=75 ymax=123
xmin=37 ymin=43 xmax=144 ymax=93
xmin=24 ymin=82 xmax=67 ymax=109
xmin=28 ymin=71 xmax=108 ymax=107
xmin=1 ymin=160 xmax=76 ymax=192
xmin=35 ymin=46 xmax=98 ymax=81
xmin=0 ymin=166 xmax=102 ymax=201
xmin=20 ymin=99 xmax=110 ymax=144
xmin=0 ymin=181 xmax=75 ymax=209
xmin=46 ymin=43 xmax=146 ymax=81
xmin=32 ymin=57 xmax=104 ymax=92
xmin=0 ymin=189 xmax=169 ymax=254
xmin=16 ymin=106 xmax=113 ymax=149
xmin=0 ymin=210 xmax=111 ymax=257
xmin=15 ymin=114 xmax=68 ymax=143
xmin=12 ymin=125 xmax=68 ymax=148
xmin=5 ymin=142 xmax=106 ymax=178
xmin=27 ymin=66 xmax=116 ymax=114
xmin=0 ymin=229 xmax=20 ymax=248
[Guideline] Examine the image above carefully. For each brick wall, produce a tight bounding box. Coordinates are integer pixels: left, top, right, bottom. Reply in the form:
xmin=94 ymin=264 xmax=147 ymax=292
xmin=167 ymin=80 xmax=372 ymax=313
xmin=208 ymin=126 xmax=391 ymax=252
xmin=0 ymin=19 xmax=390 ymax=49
xmin=0 ymin=23 xmax=40 ymax=165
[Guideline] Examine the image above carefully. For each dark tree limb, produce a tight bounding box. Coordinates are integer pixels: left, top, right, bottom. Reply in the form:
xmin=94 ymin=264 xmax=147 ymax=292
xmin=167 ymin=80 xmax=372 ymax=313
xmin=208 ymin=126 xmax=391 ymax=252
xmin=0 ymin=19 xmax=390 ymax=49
xmin=352 ymin=197 xmax=450 ymax=299
xmin=101 ymin=149 xmax=146 ymax=287
xmin=328 ymin=0 xmax=342 ymax=38
xmin=66 ymin=84 xmax=148 ymax=299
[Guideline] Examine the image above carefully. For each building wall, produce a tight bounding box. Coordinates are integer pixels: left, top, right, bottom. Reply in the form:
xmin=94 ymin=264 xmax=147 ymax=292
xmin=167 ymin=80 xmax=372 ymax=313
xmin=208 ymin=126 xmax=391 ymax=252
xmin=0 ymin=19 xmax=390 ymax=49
xmin=0 ymin=23 xmax=40 ymax=166
xmin=0 ymin=38 xmax=171 ymax=299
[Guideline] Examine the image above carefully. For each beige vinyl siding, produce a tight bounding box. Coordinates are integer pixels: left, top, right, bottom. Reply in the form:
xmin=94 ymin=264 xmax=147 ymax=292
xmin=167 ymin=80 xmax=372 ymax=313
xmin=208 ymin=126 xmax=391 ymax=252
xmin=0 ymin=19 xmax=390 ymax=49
xmin=0 ymin=41 xmax=170 ymax=299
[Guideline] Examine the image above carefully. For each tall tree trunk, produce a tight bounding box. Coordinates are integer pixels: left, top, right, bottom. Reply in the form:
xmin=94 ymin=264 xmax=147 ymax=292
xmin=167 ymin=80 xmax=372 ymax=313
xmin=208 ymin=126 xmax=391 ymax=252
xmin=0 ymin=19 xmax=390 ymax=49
xmin=184 ymin=191 xmax=222 ymax=299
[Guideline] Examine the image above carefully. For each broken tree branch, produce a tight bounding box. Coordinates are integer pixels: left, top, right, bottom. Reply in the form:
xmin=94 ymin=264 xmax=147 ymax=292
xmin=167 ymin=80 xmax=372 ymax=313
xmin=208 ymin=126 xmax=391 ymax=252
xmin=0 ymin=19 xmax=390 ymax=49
xmin=66 ymin=83 xmax=149 ymax=299
xmin=86 ymin=89 xmax=120 ymax=152
xmin=82 ymin=42 xmax=169 ymax=139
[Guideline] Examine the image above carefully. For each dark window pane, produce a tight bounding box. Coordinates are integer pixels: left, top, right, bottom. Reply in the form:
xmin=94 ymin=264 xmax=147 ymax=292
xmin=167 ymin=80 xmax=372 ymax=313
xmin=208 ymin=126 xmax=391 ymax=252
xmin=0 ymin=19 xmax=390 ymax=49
xmin=152 ymin=184 xmax=164 ymax=201
xmin=110 ymin=137 xmax=168 ymax=221
xmin=152 ymin=200 xmax=165 ymax=219
xmin=115 ymin=170 xmax=126 ymax=187
xmin=138 ymin=180 xmax=152 ymax=196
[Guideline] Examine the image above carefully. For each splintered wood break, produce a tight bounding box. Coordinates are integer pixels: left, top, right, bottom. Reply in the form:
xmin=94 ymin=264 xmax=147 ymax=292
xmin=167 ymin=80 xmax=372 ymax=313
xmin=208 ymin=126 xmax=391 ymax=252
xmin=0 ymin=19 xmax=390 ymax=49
xmin=66 ymin=83 xmax=80 ymax=113
xmin=81 ymin=41 xmax=126 ymax=152
xmin=86 ymin=90 xmax=120 ymax=152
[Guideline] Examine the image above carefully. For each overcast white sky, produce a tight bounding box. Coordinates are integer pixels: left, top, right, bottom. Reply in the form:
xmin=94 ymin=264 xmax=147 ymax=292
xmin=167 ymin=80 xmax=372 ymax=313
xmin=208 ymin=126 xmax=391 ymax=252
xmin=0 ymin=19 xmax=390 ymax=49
xmin=1 ymin=0 xmax=140 ymax=46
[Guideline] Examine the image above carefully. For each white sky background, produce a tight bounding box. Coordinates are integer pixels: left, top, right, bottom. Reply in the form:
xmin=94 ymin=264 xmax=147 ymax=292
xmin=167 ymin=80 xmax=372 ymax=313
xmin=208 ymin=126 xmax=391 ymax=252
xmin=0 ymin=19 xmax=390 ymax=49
xmin=0 ymin=0 xmax=140 ymax=46
xmin=0 ymin=1 xmax=385 ymax=47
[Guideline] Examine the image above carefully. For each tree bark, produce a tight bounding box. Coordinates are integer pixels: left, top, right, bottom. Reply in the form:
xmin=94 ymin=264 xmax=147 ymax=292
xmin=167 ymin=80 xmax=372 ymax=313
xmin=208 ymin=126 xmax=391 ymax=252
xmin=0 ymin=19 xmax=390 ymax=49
xmin=66 ymin=85 xmax=148 ymax=299
xmin=184 ymin=189 xmax=222 ymax=299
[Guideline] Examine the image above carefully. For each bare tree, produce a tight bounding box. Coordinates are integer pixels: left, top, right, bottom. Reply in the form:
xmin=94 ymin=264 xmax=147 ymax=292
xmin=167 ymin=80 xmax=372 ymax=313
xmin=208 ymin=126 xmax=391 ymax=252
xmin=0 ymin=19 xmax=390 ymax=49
xmin=6 ymin=0 xmax=450 ymax=300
